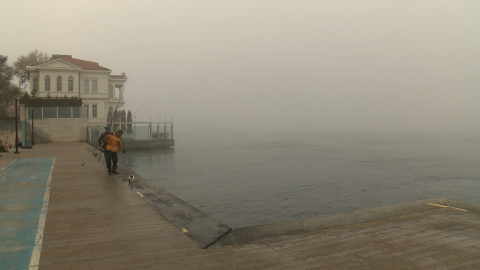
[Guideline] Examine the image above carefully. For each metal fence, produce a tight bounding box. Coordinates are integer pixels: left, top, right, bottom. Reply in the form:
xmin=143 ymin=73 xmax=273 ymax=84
xmin=88 ymin=121 xmax=173 ymax=142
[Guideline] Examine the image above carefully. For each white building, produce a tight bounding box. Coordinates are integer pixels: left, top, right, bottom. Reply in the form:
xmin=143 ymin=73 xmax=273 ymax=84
xmin=26 ymin=55 xmax=127 ymax=126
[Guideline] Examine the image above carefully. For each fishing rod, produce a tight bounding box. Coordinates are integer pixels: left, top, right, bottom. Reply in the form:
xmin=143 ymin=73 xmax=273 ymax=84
xmin=81 ymin=144 xmax=102 ymax=166
xmin=110 ymin=78 xmax=129 ymax=129
xmin=133 ymin=97 xmax=156 ymax=116
xmin=99 ymin=78 xmax=129 ymax=158
xmin=81 ymin=78 xmax=129 ymax=166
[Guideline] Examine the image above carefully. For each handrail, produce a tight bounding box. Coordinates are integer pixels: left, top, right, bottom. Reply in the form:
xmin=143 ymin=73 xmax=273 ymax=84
xmin=25 ymin=122 xmax=52 ymax=142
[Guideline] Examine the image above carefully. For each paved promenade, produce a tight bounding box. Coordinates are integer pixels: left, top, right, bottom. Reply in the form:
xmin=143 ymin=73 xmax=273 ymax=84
xmin=1 ymin=142 xmax=480 ymax=269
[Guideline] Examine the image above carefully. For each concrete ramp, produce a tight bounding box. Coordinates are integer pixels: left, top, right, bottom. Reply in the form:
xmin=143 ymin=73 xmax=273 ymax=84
xmin=115 ymin=169 xmax=231 ymax=249
xmin=214 ymin=198 xmax=476 ymax=247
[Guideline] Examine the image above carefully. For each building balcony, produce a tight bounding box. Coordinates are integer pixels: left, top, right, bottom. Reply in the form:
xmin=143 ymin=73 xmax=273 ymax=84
xmin=108 ymin=96 xmax=124 ymax=103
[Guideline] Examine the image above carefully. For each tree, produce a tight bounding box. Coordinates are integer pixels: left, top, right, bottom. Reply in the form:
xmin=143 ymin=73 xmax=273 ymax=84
xmin=0 ymin=55 xmax=22 ymax=118
xmin=127 ymin=110 xmax=133 ymax=134
xmin=121 ymin=109 xmax=126 ymax=131
xmin=13 ymin=50 xmax=50 ymax=91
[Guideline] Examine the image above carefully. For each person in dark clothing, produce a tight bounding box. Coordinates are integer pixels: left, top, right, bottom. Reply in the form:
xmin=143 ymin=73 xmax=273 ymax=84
xmin=105 ymin=129 xmax=127 ymax=175
xmin=98 ymin=126 xmax=112 ymax=167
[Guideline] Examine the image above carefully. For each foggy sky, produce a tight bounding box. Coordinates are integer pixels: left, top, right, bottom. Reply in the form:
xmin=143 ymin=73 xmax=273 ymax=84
xmin=2 ymin=1 xmax=480 ymax=137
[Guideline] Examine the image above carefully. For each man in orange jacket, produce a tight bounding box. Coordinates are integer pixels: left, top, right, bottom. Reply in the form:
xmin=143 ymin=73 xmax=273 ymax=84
xmin=105 ymin=129 xmax=127 ymax=175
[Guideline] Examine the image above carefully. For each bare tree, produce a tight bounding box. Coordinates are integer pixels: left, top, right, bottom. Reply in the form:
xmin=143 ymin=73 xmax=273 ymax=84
xmin=13 ymin=50 xmax=50 ymax=91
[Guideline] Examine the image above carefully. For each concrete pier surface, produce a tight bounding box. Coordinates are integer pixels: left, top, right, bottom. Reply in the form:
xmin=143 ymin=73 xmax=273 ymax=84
xmin=1 ymin=142 xmax=480 ymax=269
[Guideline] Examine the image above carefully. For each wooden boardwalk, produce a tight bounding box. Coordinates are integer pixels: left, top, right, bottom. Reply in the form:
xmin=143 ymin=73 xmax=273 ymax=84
xmin=1 ymin=142 xmax=480 ymax=269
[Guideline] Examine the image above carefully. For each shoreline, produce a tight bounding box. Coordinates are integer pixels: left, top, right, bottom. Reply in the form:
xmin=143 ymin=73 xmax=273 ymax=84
xmin=2 ymin=142 xmax=480 ymax=269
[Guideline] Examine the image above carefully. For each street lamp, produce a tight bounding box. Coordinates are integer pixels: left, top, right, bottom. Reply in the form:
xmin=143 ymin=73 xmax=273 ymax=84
xmin=14 ymin=99 xmax=19 ymax=154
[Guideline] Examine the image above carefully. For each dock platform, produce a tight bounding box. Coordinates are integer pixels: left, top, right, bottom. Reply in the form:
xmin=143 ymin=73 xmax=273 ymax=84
xmin=1 ymin=142 xmax=479 ymax=269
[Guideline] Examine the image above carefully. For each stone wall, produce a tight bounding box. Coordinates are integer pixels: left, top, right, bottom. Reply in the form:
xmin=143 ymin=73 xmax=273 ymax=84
xmin=33 ymin=118 xmax=88 ymax=142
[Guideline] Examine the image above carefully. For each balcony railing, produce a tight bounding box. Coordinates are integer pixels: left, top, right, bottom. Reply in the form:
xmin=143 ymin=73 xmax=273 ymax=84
xmin=26 ymin=107 xmax=86 ymax=119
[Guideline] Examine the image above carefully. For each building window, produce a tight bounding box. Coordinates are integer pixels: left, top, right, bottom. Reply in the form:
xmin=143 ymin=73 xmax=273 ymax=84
xmin=108 ymin=85 xmax=113 ymax=98
xmin=92 ymin=105 xmax=97 ymax=118
xmin=107 ymin=107 xmax=113 ymax=119
xmin=68 ymin=76 xmax=74 ymax=91
xmin=56 ymin=76 xmax=62 ymax=91
xmin=44 ymin=76 xmax=50 ymax=91
xmin=92 ymin=79 xmax=97 ymax=93
xmin=32 ymin=78 xmax=38 ymax=92
xmin=84 ymin=105 xmax=89 ymax=118
xmin=84 ymin=79 xmax=89 ymax=93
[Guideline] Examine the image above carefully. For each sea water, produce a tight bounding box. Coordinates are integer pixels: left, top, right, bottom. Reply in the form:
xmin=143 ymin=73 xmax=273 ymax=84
xmin=120 ymin=132 xmax=480 ymax=228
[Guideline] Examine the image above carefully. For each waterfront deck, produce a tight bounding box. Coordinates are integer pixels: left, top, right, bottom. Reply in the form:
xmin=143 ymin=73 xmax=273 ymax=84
xmin=1 ymin=142 xmax=480 ymax=269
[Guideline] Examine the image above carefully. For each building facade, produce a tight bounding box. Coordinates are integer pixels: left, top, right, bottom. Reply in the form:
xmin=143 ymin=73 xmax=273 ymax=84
xmin=26 ymin=55 xmax=127 ymax=126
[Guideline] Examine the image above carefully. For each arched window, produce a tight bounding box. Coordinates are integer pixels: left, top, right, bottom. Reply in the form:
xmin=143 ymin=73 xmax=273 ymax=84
xmin=57 ymin=76 xmax=62 ymax=91
xmin=45 ymin=76 xmax=50 ymax=91
xmin=108 ymin=85 xmax=113 ymax=98
xmin=68 ymin=76 xmax=74 ymax=91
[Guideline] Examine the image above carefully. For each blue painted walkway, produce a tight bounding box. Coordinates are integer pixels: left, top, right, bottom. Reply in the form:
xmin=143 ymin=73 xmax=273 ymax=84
xmin=0 ymin=158 xmax=55 ymax=270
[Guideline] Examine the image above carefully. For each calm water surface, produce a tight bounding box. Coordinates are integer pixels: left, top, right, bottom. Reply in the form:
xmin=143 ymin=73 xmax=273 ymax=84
xmin=120 ymin=133 xmax=480 ymax=228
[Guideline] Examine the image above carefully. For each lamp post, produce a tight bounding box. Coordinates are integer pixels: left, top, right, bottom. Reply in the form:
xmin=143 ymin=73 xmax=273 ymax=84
xmin=31 ymin=110 xmax=35 ymax=145
xmin=14 ymin=99 xmax=19 ymax=154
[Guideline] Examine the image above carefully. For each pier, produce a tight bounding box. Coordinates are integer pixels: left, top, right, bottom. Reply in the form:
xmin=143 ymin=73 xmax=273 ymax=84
xmin=87 ymin=119 xmax=174 ymax=149
xmin=1 ymin=143 xmax=480 ymax=269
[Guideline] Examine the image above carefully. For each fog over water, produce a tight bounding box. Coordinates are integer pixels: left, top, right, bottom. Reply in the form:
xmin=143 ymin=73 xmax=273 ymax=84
xmin=122 ymin=132 xmax=480 ymax=227
xmin=2 ymin=1 xmax=480 ymax=138
xmin=4 ymin=1 xmax=480 ymax=228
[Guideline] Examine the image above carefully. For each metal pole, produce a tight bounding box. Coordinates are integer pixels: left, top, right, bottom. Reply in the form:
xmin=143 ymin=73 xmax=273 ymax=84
xmin=14 ymin=99 xmax=19 ymax=154
xmin=31 ymin=110 xmax=35 ymax=145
